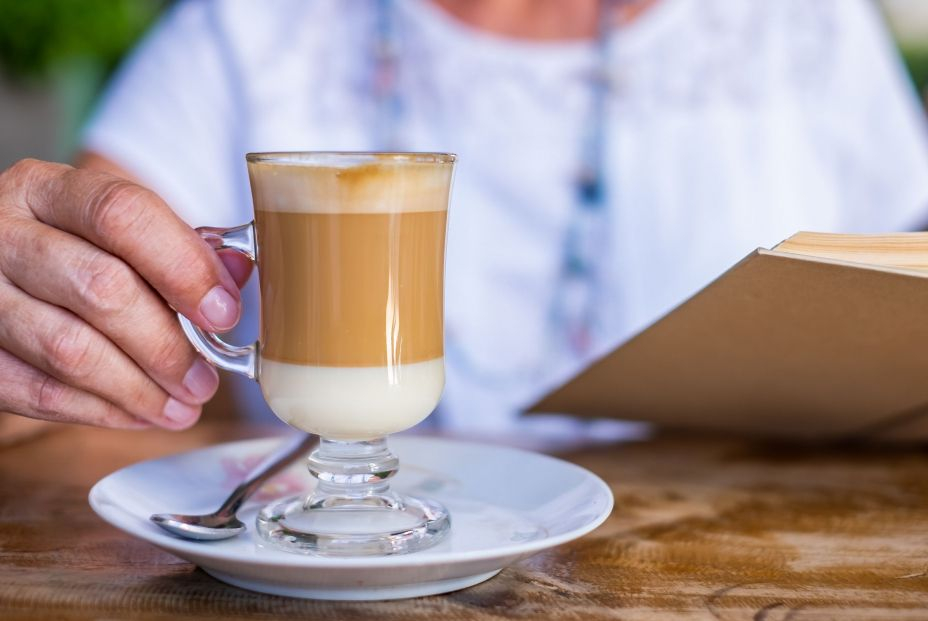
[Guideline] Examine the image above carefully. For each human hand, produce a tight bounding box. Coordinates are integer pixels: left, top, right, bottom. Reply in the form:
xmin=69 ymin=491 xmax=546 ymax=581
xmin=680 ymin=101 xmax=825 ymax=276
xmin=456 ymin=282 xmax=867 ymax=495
xmin=0 ymin=159 xmax=242 ymax=430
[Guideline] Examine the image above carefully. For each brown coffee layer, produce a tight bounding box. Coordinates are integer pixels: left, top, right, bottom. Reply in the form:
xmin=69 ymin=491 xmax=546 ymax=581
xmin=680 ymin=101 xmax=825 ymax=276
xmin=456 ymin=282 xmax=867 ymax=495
xmin=255 ymin=210 xmax=447 ymax=366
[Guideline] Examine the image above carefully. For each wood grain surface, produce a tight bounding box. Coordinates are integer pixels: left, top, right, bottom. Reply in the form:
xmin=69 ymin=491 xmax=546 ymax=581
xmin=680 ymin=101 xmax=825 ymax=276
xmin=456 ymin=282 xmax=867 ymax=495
xmin=1 ymin=420 xmax=927 ymax=620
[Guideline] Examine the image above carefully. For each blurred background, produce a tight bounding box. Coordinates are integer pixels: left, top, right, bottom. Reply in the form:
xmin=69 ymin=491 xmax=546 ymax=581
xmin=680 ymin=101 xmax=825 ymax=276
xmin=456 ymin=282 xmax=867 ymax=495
xmin=0 ymin=0 xmax=164 ymax=167
xmin=0 ymin=0 xmax=926 ymax=169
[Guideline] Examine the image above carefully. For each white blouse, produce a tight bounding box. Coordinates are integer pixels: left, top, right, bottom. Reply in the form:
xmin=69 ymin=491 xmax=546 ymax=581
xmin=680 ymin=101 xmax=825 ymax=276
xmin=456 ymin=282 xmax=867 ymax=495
xmin=84 ymin=0 xmax=928 ymax=436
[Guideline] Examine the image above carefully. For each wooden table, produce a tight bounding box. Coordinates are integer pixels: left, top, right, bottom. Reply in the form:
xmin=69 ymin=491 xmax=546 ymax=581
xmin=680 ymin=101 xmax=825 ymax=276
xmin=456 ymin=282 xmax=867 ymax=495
xmin=1 ymin=421 xmax=927 ymax=620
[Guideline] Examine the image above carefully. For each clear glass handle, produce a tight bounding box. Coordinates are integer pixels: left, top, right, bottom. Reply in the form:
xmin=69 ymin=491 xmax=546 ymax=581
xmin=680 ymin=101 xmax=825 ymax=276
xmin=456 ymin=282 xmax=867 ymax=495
xmin=178 ymin=223 xmax=258 ymax=379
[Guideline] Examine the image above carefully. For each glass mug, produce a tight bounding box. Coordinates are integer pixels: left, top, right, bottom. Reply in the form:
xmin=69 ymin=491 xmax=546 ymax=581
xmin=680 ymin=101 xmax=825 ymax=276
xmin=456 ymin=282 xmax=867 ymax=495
xmin=179 ymin=152 xmax=455 ymax=556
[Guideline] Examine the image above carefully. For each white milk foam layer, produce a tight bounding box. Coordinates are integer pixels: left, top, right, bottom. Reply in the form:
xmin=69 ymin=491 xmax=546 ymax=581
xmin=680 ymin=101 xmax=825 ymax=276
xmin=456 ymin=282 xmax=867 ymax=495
xmin=248 ymin=160 xmax=453 ymax=214
xmin=259 ymin=357 xmax=445 ymax=440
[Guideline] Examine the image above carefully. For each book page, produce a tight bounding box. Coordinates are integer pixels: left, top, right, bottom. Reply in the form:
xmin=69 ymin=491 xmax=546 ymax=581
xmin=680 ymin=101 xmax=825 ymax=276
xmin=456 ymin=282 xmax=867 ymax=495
xmin=776 ymin=231 xmax=928 ymax=273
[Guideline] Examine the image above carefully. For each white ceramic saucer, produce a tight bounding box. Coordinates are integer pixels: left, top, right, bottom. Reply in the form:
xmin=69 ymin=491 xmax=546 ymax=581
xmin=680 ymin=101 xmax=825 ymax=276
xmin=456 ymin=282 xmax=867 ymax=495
xmin=89 ymin=435 xmax=613 ymax=601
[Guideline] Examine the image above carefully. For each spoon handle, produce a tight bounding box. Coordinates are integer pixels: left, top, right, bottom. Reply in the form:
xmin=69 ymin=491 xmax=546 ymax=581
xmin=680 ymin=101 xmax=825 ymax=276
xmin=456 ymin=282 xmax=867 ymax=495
xmin=216 ymin=434 xmax=318 ymax=518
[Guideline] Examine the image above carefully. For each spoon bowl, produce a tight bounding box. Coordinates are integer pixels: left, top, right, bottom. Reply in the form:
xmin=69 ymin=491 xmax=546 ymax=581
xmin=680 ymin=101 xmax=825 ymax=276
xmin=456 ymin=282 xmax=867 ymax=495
xmin=150 ymin=513 xmax=247 ymax=541
xmin=150 ymin=433 xmax=317 ymax=541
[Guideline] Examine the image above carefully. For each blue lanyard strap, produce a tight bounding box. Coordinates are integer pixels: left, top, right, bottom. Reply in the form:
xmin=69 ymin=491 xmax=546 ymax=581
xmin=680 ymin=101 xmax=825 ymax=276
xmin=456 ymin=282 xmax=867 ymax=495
xmin=373 ymin=0 xmax=404 ymax=150
xmin=555 ymin=0 xmax=617 ymax=355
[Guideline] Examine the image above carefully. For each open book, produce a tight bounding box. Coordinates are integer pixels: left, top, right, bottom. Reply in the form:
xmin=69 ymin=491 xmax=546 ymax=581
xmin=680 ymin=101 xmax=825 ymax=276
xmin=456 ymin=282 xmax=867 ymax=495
xmin=529 ymin=232 xmax=928 ymax=441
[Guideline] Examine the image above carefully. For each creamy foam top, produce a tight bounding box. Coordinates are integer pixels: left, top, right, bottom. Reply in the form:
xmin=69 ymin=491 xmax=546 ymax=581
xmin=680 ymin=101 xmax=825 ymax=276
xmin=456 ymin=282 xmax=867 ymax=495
xmin=247 ymin=159 xmax=453 ymax=214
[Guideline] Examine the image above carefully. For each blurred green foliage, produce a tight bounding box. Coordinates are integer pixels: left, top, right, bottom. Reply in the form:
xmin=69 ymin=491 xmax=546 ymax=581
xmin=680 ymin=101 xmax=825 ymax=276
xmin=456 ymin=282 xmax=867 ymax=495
xmin=900 ymin=45 xmax=928 ymax=97
xmin=0 ymin=0 xmax=165 ymax=82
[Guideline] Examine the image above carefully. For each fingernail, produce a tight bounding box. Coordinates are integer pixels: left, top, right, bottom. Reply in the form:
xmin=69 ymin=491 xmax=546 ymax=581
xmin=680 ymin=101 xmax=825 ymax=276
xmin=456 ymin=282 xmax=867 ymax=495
xmin=199 ymin=286 xmax=238 ymax=330
xmin=183 ymin=358 xmax=219 ymax=402
xmin=163 ymin=397 xmax=199 ymax=426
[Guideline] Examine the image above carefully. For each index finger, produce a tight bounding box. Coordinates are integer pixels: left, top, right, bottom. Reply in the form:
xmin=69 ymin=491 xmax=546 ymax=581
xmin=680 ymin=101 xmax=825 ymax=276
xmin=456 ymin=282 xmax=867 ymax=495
xmin=19 ymin=160 xmax=241 ymax=331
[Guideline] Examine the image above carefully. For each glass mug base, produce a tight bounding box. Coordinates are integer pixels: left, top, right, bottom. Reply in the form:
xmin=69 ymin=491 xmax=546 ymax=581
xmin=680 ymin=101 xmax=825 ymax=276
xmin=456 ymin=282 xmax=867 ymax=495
xmin=256 ymin=492 xmax=450 ymax=556
xmin=255 ymin=437 xmax=450 ymax=556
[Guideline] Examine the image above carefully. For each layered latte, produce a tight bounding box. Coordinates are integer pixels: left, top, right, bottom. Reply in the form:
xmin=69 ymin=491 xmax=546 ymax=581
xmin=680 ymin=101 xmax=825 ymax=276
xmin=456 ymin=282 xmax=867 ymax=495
xmin=248 ymin=156 xmax=452 ymax=440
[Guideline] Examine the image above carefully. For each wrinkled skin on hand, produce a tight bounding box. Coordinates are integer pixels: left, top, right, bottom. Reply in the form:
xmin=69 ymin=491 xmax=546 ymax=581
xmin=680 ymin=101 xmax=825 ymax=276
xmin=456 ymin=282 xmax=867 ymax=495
xmin=0 ymin=158 xmax=245 ymax=430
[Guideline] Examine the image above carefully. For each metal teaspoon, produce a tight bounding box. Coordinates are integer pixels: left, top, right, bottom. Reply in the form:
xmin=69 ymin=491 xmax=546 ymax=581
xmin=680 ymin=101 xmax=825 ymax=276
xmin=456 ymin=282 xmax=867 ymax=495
xmin=150 ymin=433 xmax=318 ymax=541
